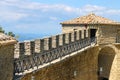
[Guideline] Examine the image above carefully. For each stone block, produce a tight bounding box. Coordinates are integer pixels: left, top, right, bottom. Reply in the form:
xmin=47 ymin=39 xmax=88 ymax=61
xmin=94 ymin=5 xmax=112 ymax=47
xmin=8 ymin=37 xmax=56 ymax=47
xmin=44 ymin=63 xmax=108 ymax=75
xmin=24 ymin=41 xmax=31 ymax=55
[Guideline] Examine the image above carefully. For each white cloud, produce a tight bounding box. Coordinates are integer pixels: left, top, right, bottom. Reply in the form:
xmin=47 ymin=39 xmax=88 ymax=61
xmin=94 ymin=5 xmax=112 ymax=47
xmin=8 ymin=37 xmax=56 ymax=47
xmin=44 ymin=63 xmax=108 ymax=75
xmin=0 ymin=0 xmax=120 ymax=21
xmin=0 ymin=0 xmax=30 ymax=21
xmin=82 ymin=5 xmax=106 ymax=12
xmin=106 ymin=9 xmax=120 ymax=15
xmin=0 ymin=11 xmax=28 ymax=21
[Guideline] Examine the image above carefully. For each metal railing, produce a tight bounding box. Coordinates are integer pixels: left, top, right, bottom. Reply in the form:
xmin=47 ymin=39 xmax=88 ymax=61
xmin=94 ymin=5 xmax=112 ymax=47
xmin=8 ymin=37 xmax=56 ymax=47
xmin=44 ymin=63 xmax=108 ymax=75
xmin=14 ymin=37 xmax=96 ymax=75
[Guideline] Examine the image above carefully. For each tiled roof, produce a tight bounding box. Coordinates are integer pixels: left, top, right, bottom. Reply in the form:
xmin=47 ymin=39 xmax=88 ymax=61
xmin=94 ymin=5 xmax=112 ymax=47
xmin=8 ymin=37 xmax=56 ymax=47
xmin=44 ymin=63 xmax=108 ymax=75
xmin=0 ymin=33 xmax=16 ymax=45
xmin=61 ymin=13 xmax=120 ymax=25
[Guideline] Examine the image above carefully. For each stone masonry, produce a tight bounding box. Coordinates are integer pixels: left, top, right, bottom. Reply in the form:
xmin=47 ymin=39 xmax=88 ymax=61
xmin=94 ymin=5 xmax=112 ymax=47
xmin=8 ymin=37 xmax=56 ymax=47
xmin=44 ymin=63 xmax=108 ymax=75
xmin=0 ymin=33 xmax=16 ymax=80
xmin=13 ymin=13 xmax=120 ymax=80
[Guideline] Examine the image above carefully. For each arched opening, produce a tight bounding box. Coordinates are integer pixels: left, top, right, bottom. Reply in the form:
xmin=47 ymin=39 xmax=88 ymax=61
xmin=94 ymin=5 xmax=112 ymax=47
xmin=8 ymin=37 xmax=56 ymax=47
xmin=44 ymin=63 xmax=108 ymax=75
xmin=98 ymin=47 xmax=116 ymax=80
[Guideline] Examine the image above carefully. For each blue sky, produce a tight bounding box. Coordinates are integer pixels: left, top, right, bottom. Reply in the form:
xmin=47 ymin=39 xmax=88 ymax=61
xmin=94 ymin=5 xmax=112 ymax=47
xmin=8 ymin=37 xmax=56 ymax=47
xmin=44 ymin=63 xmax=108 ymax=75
xmin=0 ymin=0 xmax=120 ymax=36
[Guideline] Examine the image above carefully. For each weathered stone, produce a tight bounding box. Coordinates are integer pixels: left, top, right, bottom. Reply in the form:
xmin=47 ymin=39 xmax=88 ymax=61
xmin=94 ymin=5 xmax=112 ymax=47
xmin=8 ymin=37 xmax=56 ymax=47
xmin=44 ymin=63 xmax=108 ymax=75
xmin=35 ymin=39 xmax=44 ymax=53
xmin=65 ymin=33 xmax=70 ymax=44
xmin=52 ymin=36 xmax=57 ymax=48
xmin=35 ymin=39 xmax=41 ymax=53
xmin=24 ymin=41 xmax=31 ymax=55
xmin=59 ymin=34 xmax=65 ymax=46
xmin=13 ymin=14 xmax=120 ymax=80
xmin=0 ymin=45 xmax=15 ymax=80
xmin=44 ymin=37 xmax=52 ymax=50
xmin=21 ymin=46 xmax=99 ymax=80
xmin=14 ymin=43 xmax=20 ymax=58
xmin=0 ymin=33 xmax=16 ymax=80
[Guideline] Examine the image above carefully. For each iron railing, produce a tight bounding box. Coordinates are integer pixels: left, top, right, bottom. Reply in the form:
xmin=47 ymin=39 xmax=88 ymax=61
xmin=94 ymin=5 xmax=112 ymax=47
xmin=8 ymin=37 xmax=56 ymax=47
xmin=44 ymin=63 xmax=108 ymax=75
xmin=14 ymin=37 xmax=96 ymax=75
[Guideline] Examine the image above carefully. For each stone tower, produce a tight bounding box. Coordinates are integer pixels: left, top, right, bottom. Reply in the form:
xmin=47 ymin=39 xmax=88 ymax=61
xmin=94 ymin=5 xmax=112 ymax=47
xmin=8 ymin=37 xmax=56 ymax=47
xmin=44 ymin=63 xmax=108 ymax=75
xmin=61 ymin=13 xmax=120 ymax=45
xmin=0 ymin=33 xmax=16 ymax=80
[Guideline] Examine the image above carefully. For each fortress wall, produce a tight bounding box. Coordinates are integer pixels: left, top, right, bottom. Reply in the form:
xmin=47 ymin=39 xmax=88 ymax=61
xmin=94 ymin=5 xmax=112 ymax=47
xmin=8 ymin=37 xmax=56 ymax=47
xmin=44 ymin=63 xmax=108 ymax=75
xmin=0 ymin=44 xmax=16 ymax=80
xmin=62 ymin=24 xmax=85 ymax=33
xmin=14 ymin=43 xmax=20 ymax=58
xmin=81 ymin=30 xmax=85 ymax=39
xmin=51 ymin=35 xmax=57 ymax=48
xmin=59 ymin=33 xmax=66 ymax=46
xmin=65 ymin=33 xmax=70 ymax=44
xmin=44 ymin=37 xmax=52 ymax=50
xmin=14 ymin=40 xmax=35 ymax=58
xmin=35 ymin=39 xmax=41 ymax=53
xmin=71 ymin=32 xmax=75 ymax=42
xmin=34 ymin=39 xmax=44 ymax=53
xmin=97 ymin=25 xmax=118 ymax=44
xmin=24 ymin=41 xmax=31 ymax=55
xmin=116 ymin=44 xmax=120 ymax=80
xmin=76 ymin=31 xmax=80 ymax=40
xmin=14 ymin=30 xmax=86 ymax=58
xmin=21 ymin=46 xmax=99 ymax=80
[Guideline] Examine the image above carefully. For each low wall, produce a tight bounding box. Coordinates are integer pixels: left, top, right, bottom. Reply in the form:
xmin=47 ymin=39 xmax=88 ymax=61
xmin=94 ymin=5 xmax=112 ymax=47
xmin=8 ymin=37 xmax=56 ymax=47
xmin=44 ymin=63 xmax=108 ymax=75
xmin=21 ymin=46 xmax=99 ymax=80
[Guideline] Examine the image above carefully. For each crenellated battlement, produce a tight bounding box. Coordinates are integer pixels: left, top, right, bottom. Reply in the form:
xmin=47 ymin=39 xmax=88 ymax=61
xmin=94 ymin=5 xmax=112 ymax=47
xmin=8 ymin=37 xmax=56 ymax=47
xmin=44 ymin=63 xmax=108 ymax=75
xmin=14 ymin=30 xmax=88 ymax=58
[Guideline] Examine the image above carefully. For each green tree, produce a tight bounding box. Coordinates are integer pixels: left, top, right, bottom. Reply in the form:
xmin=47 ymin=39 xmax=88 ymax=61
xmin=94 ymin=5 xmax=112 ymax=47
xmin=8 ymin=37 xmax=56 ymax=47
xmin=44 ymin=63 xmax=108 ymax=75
xmin=0 ymin=26 xmax=16 ymax=37
xmin=0 ymin=27 xmax=5 ymax=33
xmin=7 ymin=32 xmax=15 ymax=37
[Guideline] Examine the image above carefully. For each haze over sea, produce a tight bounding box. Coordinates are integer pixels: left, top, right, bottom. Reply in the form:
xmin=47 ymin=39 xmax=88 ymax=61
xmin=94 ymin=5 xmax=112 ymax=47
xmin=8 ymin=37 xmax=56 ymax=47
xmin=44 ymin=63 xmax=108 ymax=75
xmin=17 ymin=33 xmax=53 ymax=42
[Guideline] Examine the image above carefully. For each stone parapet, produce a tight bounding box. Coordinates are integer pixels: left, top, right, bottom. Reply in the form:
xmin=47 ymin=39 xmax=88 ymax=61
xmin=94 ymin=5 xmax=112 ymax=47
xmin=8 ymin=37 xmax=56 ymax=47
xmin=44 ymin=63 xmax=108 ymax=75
xmin=14 ymin=30 xmax=88 ymax=58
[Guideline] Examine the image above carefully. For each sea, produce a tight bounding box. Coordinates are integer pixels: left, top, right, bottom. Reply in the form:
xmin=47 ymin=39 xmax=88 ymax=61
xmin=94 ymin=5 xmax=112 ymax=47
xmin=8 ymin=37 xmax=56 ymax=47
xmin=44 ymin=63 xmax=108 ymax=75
xmin=17 ymin=33 xmax=51 ymax=42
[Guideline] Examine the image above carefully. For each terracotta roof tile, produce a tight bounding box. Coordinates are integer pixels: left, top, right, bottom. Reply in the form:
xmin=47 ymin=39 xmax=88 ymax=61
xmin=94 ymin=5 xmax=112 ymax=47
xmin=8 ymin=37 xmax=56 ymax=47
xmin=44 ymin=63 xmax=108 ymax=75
xmin=61 ymin=13 xmax=120 ymax=25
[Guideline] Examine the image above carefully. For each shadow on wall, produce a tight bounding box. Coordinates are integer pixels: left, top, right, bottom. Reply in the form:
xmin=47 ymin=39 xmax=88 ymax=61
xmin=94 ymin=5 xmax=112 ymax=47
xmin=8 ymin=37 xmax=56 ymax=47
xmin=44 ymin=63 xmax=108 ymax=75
xmin=98 ymin=46 xmax=116 ymax=80
xmin=99 ymin=77 xmax=108 ymax=80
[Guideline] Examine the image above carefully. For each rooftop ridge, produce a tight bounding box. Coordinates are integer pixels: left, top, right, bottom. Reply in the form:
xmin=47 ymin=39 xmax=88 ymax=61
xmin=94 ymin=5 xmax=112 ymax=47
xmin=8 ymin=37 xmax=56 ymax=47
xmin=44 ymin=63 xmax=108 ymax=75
xmin=61 ymin=13 xmax=120 ymax=25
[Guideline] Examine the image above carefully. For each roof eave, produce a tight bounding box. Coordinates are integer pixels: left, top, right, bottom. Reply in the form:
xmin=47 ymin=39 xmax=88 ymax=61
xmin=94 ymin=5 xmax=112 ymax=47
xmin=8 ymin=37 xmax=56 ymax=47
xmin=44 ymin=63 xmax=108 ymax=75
xmin=61 ymin=23 xmax=120 ymax=26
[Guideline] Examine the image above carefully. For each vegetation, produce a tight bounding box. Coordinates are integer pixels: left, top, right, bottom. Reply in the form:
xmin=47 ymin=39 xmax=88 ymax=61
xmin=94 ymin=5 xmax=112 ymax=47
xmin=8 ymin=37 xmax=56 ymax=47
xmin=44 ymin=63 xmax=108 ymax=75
xmin=7 ymin=32 xmax=15 ymax=37
xmin=0 ymin=27 xmax=5 ymax=33
xmin=0 ymin=26 xmax=15 ymax=37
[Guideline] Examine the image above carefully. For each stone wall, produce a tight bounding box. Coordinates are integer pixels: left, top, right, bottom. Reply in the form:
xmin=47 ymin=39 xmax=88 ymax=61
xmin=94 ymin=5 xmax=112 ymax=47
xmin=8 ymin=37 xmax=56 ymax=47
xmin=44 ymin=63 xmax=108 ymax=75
xmin=97 ymin=25 xmax=118 ymax=44
xmin=17 ymin=23 xmax=120 ymax=58
xmin=21 ymin=46 xmax=99 ymax=80
xmin=62 ymin=24 xmax=87 ymax=33
xmin=14 ymin=42 xmax=120 ymax=80
xmin=13 ymin=42 xmax=120 ymax=80
xmin=0 ymin=44 xmax=15 ymax=80
xmin=62 ymin=24 xmax=120 ymax=45
xmin=18 ymin=44 xmax=120 ymax=80
xmin=14 ymin=30 xmax=88 ymax=58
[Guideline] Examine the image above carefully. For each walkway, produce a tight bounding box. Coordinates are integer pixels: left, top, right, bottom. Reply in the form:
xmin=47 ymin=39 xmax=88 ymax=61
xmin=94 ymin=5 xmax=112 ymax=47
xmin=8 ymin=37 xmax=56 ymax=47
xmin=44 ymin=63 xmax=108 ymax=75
xmin=14 ymin=37 xmax=96 ymax=79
